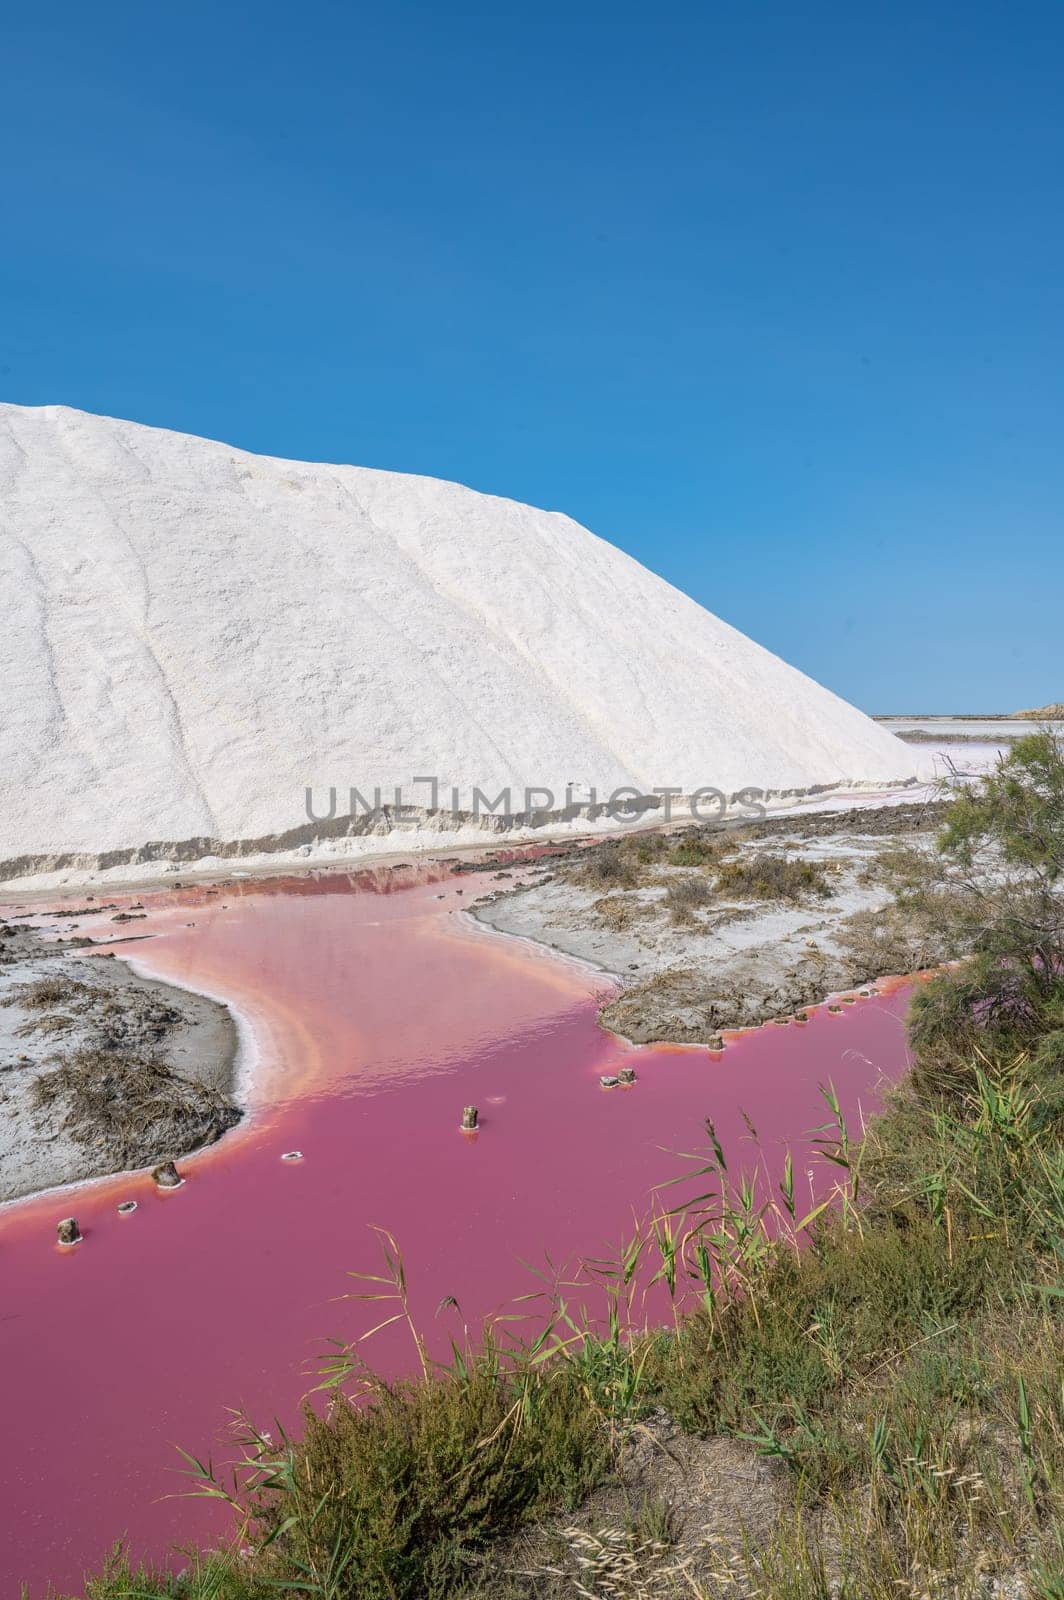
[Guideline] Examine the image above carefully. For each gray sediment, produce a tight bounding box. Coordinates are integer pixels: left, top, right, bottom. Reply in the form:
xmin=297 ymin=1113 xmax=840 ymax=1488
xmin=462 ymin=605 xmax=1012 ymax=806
xmin=470 ymin=802 xmax=957 ymax=1045
xmin=0 ymin=921 xmax=240 ymax=1203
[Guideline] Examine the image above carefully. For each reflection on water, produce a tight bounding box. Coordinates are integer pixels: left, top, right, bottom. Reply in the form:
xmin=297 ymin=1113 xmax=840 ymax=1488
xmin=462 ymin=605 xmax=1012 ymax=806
xmin=0 ymin=863 xmax=912 ymax=1593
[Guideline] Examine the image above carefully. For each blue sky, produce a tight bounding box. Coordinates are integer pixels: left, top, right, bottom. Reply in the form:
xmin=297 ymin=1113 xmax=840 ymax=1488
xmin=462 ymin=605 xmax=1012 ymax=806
xmin=3 ymin=1 xmax=1061 ymax=712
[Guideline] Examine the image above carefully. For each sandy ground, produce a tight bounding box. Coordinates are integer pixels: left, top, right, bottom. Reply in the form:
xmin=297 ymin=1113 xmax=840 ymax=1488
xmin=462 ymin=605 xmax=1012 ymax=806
xmin=471 ymin=802 xmax=953 ymax=1044
xmin=0 ymin=920 xmax=238 ymax=1203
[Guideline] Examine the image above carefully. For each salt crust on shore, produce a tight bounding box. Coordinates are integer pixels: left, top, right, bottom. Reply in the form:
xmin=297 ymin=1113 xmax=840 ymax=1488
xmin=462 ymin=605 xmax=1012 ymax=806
xmin=0 ymin=403 xmax=917 ymax=876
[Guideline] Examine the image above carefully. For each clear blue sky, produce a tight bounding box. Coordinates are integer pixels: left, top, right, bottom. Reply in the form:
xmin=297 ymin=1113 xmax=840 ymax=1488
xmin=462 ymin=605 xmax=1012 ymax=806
xmin=4 ymin=2 xmax=1061 ymax=712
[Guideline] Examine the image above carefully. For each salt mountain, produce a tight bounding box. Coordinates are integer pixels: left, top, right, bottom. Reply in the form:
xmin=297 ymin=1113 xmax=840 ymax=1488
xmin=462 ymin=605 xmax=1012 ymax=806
xmin=0 ymin=404 xmax=916 ymax=871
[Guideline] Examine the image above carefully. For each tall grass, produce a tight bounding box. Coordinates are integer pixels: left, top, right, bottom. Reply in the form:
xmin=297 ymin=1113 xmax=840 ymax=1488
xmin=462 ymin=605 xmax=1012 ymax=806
xmin=51 ymin=999 xmax=1064 ymax=1600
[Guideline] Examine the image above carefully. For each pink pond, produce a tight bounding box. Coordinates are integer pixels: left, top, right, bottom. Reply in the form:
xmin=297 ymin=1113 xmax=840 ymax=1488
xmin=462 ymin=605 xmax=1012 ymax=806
xmin=0 ymin=861 xmax=913 ymax=1593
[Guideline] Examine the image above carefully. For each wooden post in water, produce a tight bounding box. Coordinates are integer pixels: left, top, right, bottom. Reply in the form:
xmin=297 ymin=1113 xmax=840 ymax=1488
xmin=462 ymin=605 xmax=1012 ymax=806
xmin=461 ymin=1106 xmax=479 ymax=1131
xmin=56 ymin=1217 xmax=81 ymax=1245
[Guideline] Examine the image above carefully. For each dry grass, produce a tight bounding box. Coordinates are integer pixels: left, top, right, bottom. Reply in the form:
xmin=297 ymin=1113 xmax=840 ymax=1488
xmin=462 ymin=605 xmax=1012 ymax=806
xmin=666 ymin=836 xmax=728 ymax=870
xmin=663 ymin=876 xmax=713 ymax=924
xmin=577 ymin=832 xmax=733 ymax=897
xmin=32 ymin=1046 xmax=239 ymax=1170
xmin=5 ymin=975 xmax=93 ymax=1011
xmin=714 ymin=854 xmax=833 ymax=904
xmin=837 ymin=900 xmax=962 ymax=980
xmin=584 ymin=842 xmax=639 ymax=890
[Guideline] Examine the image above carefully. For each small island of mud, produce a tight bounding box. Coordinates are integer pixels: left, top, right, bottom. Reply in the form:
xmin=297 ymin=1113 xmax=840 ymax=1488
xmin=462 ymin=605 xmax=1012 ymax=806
xmin=472 ymin=801 xmax=962 ymax=1045
xmin=0 ymin=922 xmax=240 ymax=1202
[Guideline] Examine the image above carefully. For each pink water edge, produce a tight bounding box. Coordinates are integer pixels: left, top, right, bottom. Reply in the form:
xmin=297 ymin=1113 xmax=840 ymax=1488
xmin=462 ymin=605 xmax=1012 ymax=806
xmin=0 ymin=862 xmax=913 ymax=1593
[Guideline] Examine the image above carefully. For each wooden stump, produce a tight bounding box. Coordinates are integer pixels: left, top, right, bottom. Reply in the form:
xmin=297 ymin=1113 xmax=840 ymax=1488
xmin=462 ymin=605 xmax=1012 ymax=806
xmin=56 ymin=1217 xmax=81 ymax=1245
xmin=461 ymin=1106 xmax=479 ymax=1131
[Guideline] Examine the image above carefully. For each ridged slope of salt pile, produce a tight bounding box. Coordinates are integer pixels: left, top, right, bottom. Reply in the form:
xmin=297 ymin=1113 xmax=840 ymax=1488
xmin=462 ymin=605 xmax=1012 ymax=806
xmin=0 ymin=403 xmax=916 ymax=868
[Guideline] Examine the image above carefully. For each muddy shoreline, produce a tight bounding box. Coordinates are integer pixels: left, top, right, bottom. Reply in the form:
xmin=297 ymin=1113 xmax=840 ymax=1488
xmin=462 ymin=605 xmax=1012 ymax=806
xmin=470 ymin=801 xmax=956 ymax=1045
xmin=0 ymin=798 xmax=947 ymax=1202
xmin=0 ymin=921 xmax=240 ymax=1203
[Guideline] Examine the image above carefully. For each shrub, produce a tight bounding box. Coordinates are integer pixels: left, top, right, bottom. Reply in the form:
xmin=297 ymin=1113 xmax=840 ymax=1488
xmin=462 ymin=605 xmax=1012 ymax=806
xmin=895 ymin=734 xmax=1064 ymax=1098
xmin=583 ymin=839 xmax=636 ymax=888
xmin=715 ymin=853 xmax=832 ymax=903
xmin=253 ymin=1361 xmax=606 ymax=1598
xmin=663 ymin=875 xmax=712 ymax=923
xmin=631 ymin=833 xmax=670 ymax=866
xmin=667 ymin=834 xmax=726 ymax=868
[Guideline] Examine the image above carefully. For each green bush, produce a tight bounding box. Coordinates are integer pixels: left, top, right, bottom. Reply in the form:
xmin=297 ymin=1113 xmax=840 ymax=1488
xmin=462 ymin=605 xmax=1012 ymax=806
xmin=245 ymin=1360 xmax=607 ymax=1599
xmin=666 ymin=834 xmax=725 ymax=868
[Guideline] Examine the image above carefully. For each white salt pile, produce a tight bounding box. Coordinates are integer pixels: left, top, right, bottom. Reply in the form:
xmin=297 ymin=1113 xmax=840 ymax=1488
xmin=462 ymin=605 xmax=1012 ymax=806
xmin=0 ymin=403 xmax=916 ymax=878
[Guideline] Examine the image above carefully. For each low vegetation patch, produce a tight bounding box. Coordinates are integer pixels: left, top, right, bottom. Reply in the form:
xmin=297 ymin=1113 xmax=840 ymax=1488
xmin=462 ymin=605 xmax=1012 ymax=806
xmin=715 ymin=852 xmax=833 ymax=903
xmin=32 ymin=1046 xmax=240 ymax=1170
xmin=663 ymin=874 xmax=713 ymax=923
xmin=666 ymin=834 xmax=727 ymax=869
xmin=5 ymin=975 xmax=94 ymax=1012
xmin=6 ymin=971 xmax=183 ymax=1048
xmin=582 ymin=839 xmax=638 ymax=889
xmin=577 ymin=829 xmax=733 ymax=895
xmin=838 ymin=898 xmax=963 ymax=979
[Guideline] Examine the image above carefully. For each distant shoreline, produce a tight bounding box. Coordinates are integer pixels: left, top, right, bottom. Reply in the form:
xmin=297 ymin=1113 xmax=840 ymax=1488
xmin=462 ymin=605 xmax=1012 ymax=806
xmin=875 ymin=711 xmax=1062 ymax=721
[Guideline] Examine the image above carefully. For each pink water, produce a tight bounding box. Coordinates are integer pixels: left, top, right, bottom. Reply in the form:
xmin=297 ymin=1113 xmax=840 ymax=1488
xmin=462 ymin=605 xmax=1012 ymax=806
xmin=0 ymin=862 xmax=913 ymax=1592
